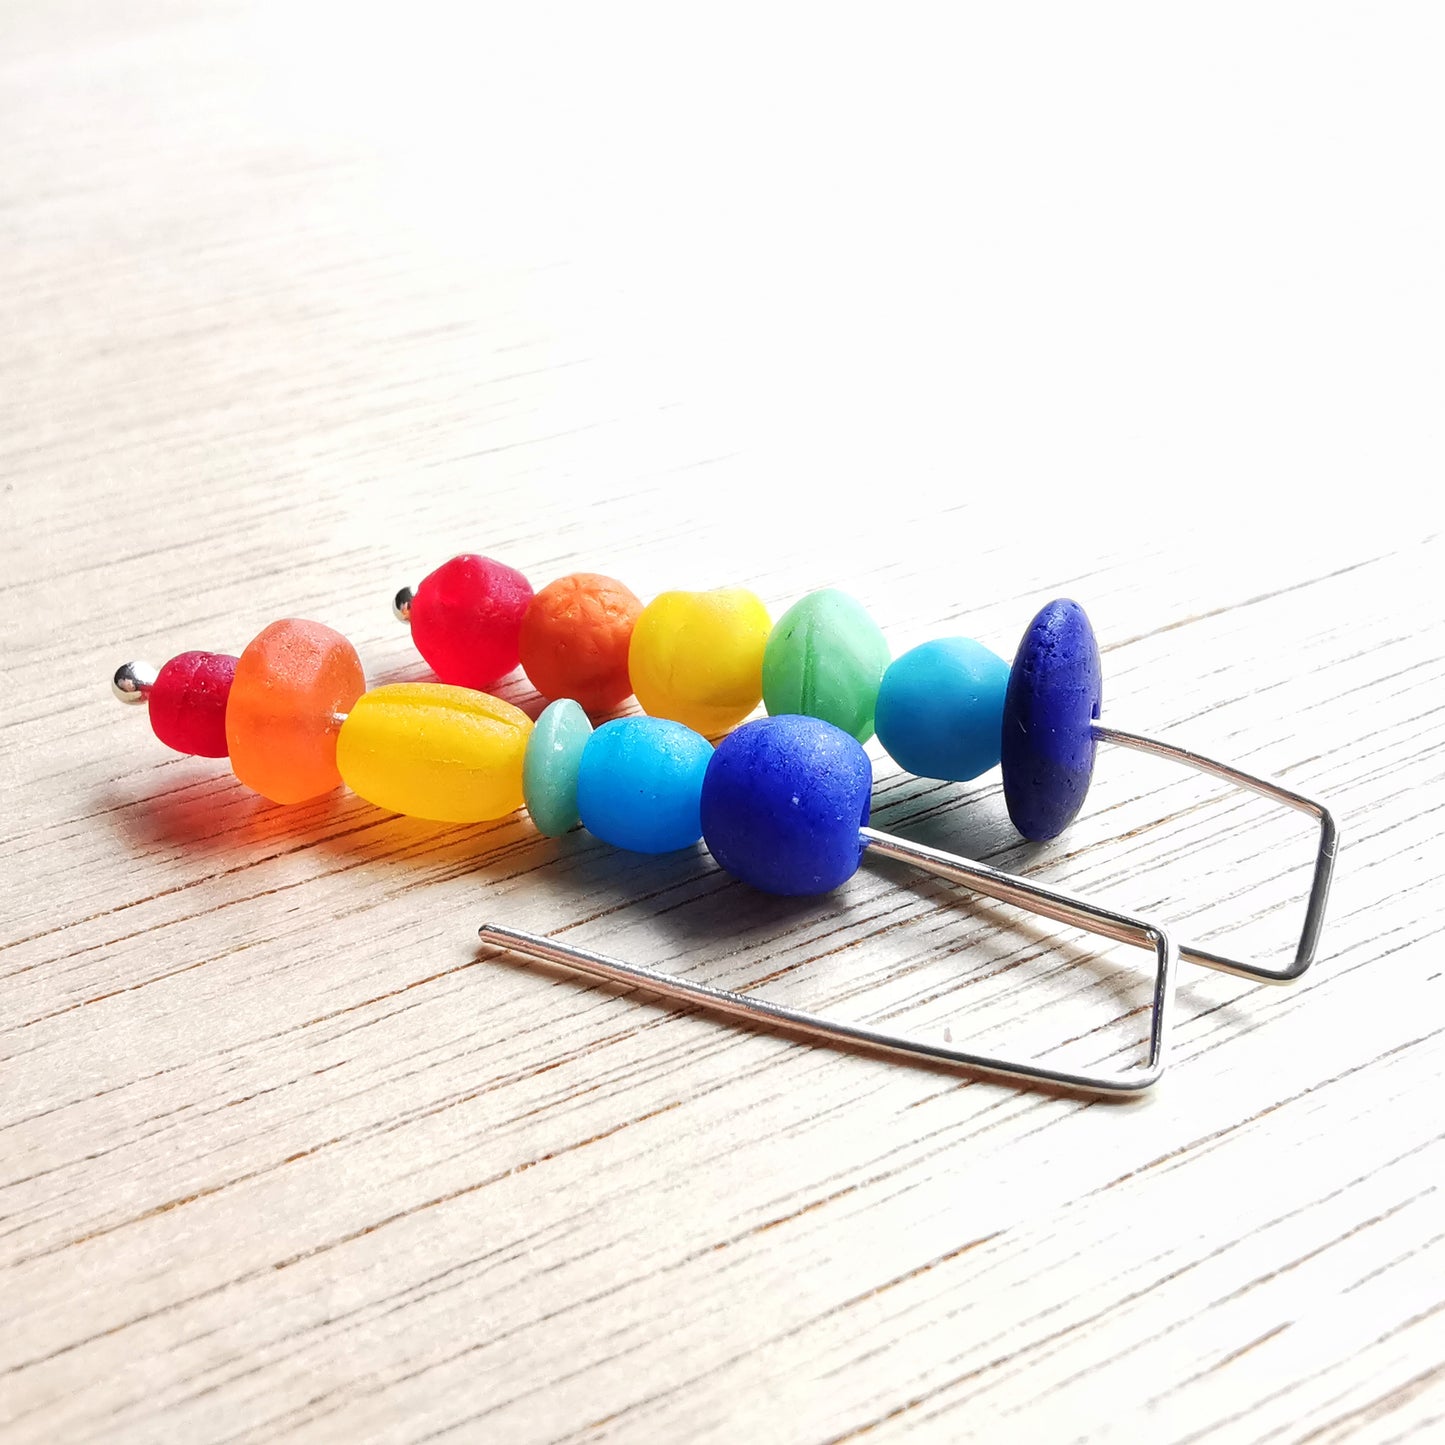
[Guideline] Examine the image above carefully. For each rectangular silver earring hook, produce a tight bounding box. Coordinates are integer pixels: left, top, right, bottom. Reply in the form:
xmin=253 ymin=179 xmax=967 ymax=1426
xmin=1091 ymin=723 xmax=1340 ymax=985
xmin=480 ymin=847 xmax=1177 ymax=1097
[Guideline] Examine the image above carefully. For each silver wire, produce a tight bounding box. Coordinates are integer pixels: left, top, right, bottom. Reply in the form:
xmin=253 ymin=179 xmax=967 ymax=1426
xmin=479 ymin=842 xmax=1176 ymax=1097
xmin=1091 ymin=723 xmax=1340 ymax=984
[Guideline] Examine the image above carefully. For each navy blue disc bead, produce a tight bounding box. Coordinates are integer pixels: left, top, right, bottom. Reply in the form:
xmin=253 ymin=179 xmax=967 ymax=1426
xmin=1000 ymin=599 xmax=1103 ymax=841
xmin=700 ymin=715 xmax=873 ymax=896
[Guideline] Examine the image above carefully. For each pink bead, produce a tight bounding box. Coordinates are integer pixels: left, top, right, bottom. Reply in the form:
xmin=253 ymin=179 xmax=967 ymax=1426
xmin=409 ymin=554 xmax=534 ymax=689
xmin=149 ymin=651 xmax=238 ymax=758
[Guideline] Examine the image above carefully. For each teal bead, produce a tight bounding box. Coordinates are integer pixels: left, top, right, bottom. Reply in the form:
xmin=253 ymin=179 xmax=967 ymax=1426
xmin=874 ymin=637 xmax=1010 ymax=782
xmin=523 ymin=699 xmax=593 ymax=836
xmin=762 ymin=589 xmax=891 ymax=743
xmin=576 ymin=717 xmax=714 ymax=853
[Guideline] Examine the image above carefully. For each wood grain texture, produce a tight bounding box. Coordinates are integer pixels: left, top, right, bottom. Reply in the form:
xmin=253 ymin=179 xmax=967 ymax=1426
xmin=3 ymin=4 xmax=1444 ymax=1442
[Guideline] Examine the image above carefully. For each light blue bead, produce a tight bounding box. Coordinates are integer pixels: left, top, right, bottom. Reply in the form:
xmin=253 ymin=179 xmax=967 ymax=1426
xmin=523 ymin=699 xmax=593 ymax=837
xmin=577 ymin=716 xmax=714 ymax=854
xmin=874 ymin=637 xmax=1011 ymax=782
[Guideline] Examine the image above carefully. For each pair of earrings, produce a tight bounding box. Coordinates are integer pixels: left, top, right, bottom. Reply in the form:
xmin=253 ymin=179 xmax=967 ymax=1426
xmin=114 ymin=583 xmax=1338 ymax=1097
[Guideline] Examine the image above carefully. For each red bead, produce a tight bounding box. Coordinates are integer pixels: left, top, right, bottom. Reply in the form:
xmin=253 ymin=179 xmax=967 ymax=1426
xmin=408 ymin=554 xmax=534 ymax=689
xmin=149 ymin=651 xmax=237 ymax=758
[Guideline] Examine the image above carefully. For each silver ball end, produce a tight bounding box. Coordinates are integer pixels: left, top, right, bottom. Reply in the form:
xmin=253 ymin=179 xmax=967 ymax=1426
xmin=112 ymin=660 xmax=159 ymax=704
xmin=393 ymin=586 xmax=415 ymax=624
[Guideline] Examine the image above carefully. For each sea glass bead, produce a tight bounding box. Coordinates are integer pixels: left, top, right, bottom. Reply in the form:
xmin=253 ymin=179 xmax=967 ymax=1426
xmin=522 ymin=698 xmax=593 ymax=837
xmin=148 ymin=651 xmax=237 ymax=758
xmin=408 ymin=554 xmax=534 ymax=690
xmin=874 ymin=638 xmax=1010 ymax=782
xmin=761 ymin=589 xmax=891 ymax=743
xmin=628 ymin=588 xmax=771 ymax=737
xmin=1000 ymin=598 xmax=1103 ymax=841
xmin=226 ymin=620 xmax=366 ymax=804
xmin=576 ymin=716 xmax=714 ymax=854
xmin=518 ymin=572 xmax=643 ymax=713
xmin=702 ymin=715 xmax=872 ymax=896
xmin=336 ymin=682 xmax=531 ymax=822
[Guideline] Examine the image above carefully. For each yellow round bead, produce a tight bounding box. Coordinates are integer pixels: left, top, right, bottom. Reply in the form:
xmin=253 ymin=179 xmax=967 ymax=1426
xmin=336 ymin=683 xmax=531 ymax=822
xmin=628 ymin=588 xmax=772 ymax=737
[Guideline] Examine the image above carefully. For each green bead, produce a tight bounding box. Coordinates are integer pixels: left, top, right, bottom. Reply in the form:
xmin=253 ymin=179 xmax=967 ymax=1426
xmin=523 ymin=699 xmax=593 ymax=837
xmin=761 ymin=589 xmax=891 ymax=743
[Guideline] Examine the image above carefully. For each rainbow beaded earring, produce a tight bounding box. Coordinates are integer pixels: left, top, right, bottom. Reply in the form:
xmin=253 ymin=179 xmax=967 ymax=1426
xmin=390 ymin=554 xmax=1339 ymax=988
xmin=113 ymin=630 xmax=1176 ymax=1096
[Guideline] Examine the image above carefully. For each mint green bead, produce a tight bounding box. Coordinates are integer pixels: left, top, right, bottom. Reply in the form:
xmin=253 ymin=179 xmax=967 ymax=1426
xmin=523 ymin=699 xmax=593 ymax=836
xmin=762 ymin=589 xmax=892 ymax=743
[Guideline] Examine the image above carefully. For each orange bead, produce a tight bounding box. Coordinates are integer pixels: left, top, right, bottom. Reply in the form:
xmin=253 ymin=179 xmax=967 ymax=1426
xmin=225 ymin=620 xmax=366 ymax=804
xmin=517 ymin=572 xmax=643 ymax=714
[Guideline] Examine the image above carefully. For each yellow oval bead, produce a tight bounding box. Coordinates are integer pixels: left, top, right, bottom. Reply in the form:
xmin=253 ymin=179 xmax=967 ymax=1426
xmin=336 ymin=683 xmax=532 ymax=822
xmin=628 ymin=588 xmax=772 ymax=737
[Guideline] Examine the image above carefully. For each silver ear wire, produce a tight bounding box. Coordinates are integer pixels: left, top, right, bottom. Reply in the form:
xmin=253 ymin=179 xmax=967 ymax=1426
xmin=1091 ymin=724 xmax=1340 ymax=985
xmin=480 ymin=831 xmax=1177 ymax=1097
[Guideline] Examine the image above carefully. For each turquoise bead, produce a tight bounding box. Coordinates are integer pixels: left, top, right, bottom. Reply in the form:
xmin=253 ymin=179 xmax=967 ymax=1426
xmin=576 ymin=717 xmax=714 ymax=854
xmin=874 ymin=638 xmax=1010 ymax=782
xmin=523 ymin=699 xmax=593 ymax=836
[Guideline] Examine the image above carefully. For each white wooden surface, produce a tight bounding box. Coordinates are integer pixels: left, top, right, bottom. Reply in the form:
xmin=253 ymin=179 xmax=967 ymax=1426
xmin=4 ymin=5 xmax=1445 ymax=1441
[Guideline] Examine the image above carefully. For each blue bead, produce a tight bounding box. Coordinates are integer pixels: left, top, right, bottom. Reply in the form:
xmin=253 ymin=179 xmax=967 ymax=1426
xmin=873 ymin=638 xmax=1011 ymax=782
xmin=576 ymin=716 xmax=713 ymax=854
xmin=701 ymin=715 xmax=872 ymax=896
xmin=1000 ymin=599 xmax=1102 ymax=841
